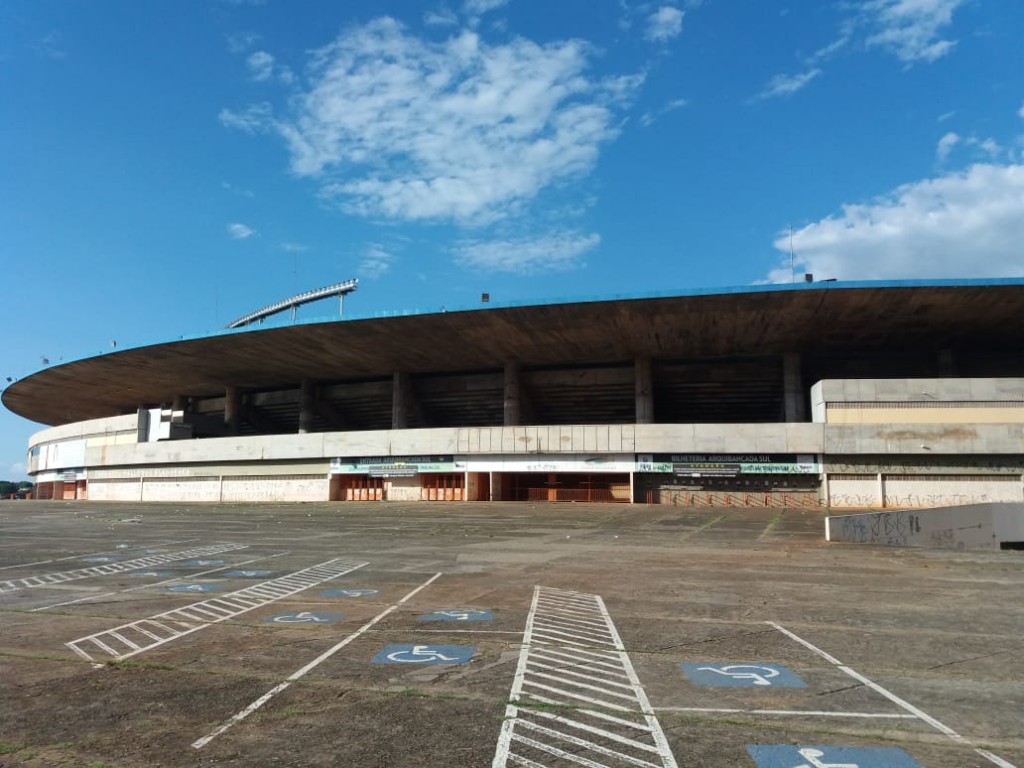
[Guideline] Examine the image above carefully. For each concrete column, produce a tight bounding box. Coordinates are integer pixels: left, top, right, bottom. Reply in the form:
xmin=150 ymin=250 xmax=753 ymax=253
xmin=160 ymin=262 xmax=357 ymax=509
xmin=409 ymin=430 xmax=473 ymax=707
xmin=504 ymin=361 xmax=521 ymax=426
xmin=783 ymin=353 xmax=806 ymax=423
xmin=635 ymin=356 xmax=653 ymax=424
xmin=298 ymin=379 xmax=315 ymax=434
xmin=392 ymin=371 xmax=409 ymax=429
xmin=224 ymin=386 xmax=241 ymax=435
xmin=171 ymin=394 xmax=188 ymax=412
xmin=938 ymin=348 xmax=956 ymax=377
xmin=878 ymin=472 xmax=885 ymax=508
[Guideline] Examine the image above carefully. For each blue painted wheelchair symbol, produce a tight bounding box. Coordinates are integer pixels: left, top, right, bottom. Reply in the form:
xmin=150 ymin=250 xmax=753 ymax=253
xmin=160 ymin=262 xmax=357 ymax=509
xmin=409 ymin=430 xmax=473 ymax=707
xmin=321 ymin=588 xmax=379 ymax=598
xmin=265 ymin=611 xmax=343 ymax=624
xmin=179 ymin=559 xmax=225 ymax=567
xmin=82 ymin=556 xmax=124 ymax=563
xmin=681 ymin=663 xmax=806 ymax=687
xmin=224 ymin=569 xmax=272 ymax=578
xmin=418 ymin=609 xmax=494 ymax=622
xmin=746 ymin=745 xmax=921 ymax=768
xmin=126 ymin=570 xmax=174 ymax=578
xmin=165 ymin=583 xmax=226 ymax=593
xmin=372 ymin=644 xmax=475 ymax=665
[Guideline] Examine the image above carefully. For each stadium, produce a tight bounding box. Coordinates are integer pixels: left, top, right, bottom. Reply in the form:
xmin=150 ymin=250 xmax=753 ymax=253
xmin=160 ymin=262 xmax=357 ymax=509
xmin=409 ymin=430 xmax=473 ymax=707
xmin=6 ymin=278 xmax=1024 ymax=508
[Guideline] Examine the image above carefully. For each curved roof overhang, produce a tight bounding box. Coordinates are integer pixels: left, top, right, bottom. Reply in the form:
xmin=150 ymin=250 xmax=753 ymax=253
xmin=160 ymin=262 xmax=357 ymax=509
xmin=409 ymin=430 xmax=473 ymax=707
xmin=6 ymin=279 xmax=1024 ymax=426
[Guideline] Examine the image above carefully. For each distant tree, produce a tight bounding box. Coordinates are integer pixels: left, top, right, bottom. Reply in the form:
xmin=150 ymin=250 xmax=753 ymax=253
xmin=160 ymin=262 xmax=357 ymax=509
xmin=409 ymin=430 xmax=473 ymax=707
xmin=0 ymin=481 xmax=33 ymax=498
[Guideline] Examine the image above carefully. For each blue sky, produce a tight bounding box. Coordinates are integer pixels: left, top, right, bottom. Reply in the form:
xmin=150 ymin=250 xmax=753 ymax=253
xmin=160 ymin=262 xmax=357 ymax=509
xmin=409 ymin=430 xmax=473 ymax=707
xmin=2 ymin=0 xmax=1024 ymax=478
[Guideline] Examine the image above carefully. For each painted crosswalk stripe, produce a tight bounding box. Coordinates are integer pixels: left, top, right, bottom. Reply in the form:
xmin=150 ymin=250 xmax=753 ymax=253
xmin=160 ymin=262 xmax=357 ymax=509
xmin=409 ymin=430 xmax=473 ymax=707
xmin=493 ymin=586 xmax=678 ymax=768
xmin=65 ymin=557 xmax=367 ymax=663
xmin=0 ymin=543 xmax=248 ymax=594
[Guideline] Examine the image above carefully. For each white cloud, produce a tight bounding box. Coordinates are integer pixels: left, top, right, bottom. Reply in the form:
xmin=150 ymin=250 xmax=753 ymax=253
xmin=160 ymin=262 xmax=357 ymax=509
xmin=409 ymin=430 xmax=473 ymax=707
xmin=755 ymin=68 xmax=822 ymax=101
xmin=227 ymin=223 xmax=256 ymax=239
xmin=463 ymin=0 xmax=507 ymax=15
xmin=646 ymin=6 xmax=684 ymax=42
xmin=767 ymin=163 xmax=1024 ymax=282
xmin=227 ymin=32 xmax=260 ymax=54
xmin=808 ymin=35 xmax=849 ymax=65
xmin=261 ymin=17 xmax=641 ymax=225
xmin=221 ymin=181 xmax=255 ymax=198
xmin=280 ymin=241 xmax=308 ymax=252
xmin=247 ymin=51 xmax=275 ymax=81
xmin=37 ymin=31 xmax=66 ymax=60
xmin=10 ymin=462 xmax=26 ymax=476
xmin=425 ymin=9 xmax=459 ymax=27
xmin=641 ymin=97 xmax=688 ymax=127
xmin=455 ymin=231 xmax=600 ymax=273
xmin=936 ymin=131 xmax=959 ymax=161
xmin=219 ymin=102 xmax=273 ymax=134
xmin=860 ymin=0 xmax=966 ymax=64
xmin=938 ymin=132 xmax=1004 ymax=163
xmin=359 ymin=244 xmax=395 ymax=278
xmin=1019 ymin=102 xmax=1024 ymax=120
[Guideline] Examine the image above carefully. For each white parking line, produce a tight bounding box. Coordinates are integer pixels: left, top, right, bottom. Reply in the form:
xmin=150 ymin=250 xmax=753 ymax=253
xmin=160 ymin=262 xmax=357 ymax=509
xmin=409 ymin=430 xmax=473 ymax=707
xmin=191 ymin=572 xmax=443 ymax=750
xmin=654 ymin=707 xmax=915 ymax=718
xmin=30 ymin=552 xmax=291 ymax=611
xmin=0 ymin=543 xmax=247 ymax=594
xmin=767 ymin=621 xmax=1017 ymax=768
xmin=65 ymin=558 xmax=367 ymax=663
xmin=0 ymin=539 xmax=200 ymax=571
xmin=493 ymin=586 xmax=678 ymax=768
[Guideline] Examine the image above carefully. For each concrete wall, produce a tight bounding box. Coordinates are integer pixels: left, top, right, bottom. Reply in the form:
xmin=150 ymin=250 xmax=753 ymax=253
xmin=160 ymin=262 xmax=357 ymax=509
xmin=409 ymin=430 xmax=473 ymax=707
xmin=85 ymin=479 xmax=143 ymax=502
xmin=29 ymin=413 xmax=138 ymax=445
xmin=221 ymin=475 xmax=326 ymax=503
xmin=141 ymin=477 xmax=220 ymax=503
xmin=994 ymin=507 xmax=1024 ymax=544
xmin=825 ymin=406 xmax=1024 ymax=425
xmin=56 ymin=423 xmax=825 ymax=470
xmin=826 ymin=503 xmax=1024 ymax=550
xmin=826 ymin=475 xmax=879 ymax=508
xmin=824 ymin=423 xmax=1024 ymax=456
xmin=386 ymin=475 xmax=423 ymax=502
xmin=812 ymin=377 xmax=1024 ymax=407
xmin=883 ymin=476 xmax=1022 ymax=507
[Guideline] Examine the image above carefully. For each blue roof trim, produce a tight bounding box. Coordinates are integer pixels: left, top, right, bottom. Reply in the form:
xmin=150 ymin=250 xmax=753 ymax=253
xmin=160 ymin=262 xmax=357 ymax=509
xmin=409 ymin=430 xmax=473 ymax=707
xmin=23 ymin=277 xmax=1024 ymax=373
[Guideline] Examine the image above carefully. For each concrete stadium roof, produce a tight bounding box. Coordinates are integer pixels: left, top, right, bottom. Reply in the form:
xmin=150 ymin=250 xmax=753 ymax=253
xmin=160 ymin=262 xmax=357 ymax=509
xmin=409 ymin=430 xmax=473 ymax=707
xmin=7 ymin=279 xmax=1024 ymax=426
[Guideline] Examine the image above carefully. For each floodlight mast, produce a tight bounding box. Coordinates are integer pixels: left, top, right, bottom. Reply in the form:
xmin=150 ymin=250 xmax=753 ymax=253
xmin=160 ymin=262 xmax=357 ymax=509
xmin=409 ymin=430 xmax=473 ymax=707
xmin=226 ymin=279 xmax=359 ymax=329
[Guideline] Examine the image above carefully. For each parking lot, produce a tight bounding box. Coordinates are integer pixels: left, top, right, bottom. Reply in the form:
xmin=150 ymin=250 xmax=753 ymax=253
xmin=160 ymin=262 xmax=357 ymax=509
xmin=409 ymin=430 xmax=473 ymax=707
xmin=0 ymin=500 xmax=1021 ymax=767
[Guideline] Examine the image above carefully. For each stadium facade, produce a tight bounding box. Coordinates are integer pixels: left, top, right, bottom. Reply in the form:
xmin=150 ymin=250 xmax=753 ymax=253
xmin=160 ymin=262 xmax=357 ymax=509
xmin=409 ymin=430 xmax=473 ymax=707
xmin=7 ymin=279 xmax=1024 ymax=508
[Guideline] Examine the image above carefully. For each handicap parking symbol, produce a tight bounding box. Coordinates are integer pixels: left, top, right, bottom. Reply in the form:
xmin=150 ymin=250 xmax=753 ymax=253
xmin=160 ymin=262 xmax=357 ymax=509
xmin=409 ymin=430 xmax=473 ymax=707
xmin=165 ymin=583 xmax=226 ymax=593
xmin=81 ymin=556 xmax=124 ymax=563
xmin=179 ymin=559 xmax=226 ymax=567
xmin=681 ymin=662 xmax=806 ymax=687
xmin=746 ymin=745 xmax=921 ymax=768
xmin=418 ymin=609 xmax=494 ymax=622
xmin=321 ymin=588 xmax=379 ymax=598
xmin=265 ymin=611 xmax=343 ymax=624
xmin=224 ymin=569 xmax=272 ymax=578
xmin=372 ymin=644 xmax=475 ymax=665
xmin=126 ymin=570 xmax=174 ymax=578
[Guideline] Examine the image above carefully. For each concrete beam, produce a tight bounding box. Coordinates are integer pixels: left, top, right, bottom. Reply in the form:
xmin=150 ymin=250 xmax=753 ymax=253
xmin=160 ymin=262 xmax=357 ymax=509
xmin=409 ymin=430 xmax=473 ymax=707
xmin=224 ymin=386 xmax=241 ymax=435
xmin=298 ymin=379 xmax=316 ymax=434
xmin=635 ymin=357 xmax=653 ymax=424
xmin=504 ymin=361 xmax=521 ymax=426
xmin=783 ymin=353 xmax=806 ymax=423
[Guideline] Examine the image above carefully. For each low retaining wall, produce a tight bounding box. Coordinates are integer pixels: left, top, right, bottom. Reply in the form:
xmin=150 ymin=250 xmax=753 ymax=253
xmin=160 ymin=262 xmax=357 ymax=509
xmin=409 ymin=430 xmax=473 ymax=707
xmin=826 ymin=503 xmax=1024 ymax=551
